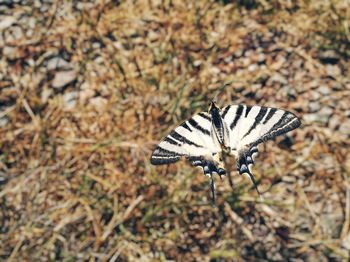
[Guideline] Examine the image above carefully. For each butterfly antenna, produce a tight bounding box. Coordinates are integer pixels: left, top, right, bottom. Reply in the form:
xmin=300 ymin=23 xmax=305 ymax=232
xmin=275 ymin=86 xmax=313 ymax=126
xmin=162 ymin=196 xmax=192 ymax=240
xmin=213 ymin=80 xmax=235 ymax=104
xmin=210 ymin=174 xmax=216 ymax=204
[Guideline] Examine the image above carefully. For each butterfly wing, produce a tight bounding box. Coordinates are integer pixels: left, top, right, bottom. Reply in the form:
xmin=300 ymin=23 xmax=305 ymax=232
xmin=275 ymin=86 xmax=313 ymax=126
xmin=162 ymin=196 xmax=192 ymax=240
xmin=151 ymin=112 xmax=224 ymax=175
xmin=221 ymin=104 xmax=301 ymax=192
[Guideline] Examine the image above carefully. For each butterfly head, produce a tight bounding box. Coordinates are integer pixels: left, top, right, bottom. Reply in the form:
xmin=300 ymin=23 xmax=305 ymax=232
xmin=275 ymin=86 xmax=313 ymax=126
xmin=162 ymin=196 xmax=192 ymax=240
xmin=208 ymin=101 xmax=219 ymax=113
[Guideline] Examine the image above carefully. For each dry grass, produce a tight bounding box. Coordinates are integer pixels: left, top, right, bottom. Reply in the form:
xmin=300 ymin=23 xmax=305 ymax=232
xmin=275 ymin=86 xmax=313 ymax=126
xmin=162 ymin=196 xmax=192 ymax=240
xmin=0 ymin=0 xmax=350 ymax=261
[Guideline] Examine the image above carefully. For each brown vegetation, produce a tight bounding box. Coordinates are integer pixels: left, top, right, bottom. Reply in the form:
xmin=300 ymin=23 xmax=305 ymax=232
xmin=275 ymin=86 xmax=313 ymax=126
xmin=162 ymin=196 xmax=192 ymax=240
xmin=0 ymin=0 xmax=349 ymax=261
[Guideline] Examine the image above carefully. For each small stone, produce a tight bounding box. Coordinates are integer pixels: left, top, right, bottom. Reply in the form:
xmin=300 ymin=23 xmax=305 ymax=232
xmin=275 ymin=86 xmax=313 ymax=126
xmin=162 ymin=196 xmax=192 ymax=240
xmin=0 ymin=174 xmax=7 ymax=185
xmin=90 ymin=97 xmax=107 ymax=112
xmin=0 ymin=16 xmax=16 ymax=30
xmin=79 ymin=82 xmax=95 ymax=104
xmin=319 ymin=106 xmax=333 ymax=117
xmin=41 ymin=88 xmax=52 ymax=103
xmin=63 ymin=91 xmax=78 ymax=109
xmin=326 ymin=65 xmax=341 ymax=77
xmin=209 ymin=66 xmax=220 ymax=74
xmin=328 ymin=115 xmax=341 ymax=130
xmin=5 ymin=26 xmax=23 ymax=41
xmin=52 ymin=70 xmax=77 ymax=89
xmin=47 ymin=57 xmax=70 ymax=70
xmin=309 ymin=90 xmax=321 ymax=100
xmin=3 ymin=46 xmax=18 ymax=60
xmin=76 ymin=2 xmax=95 ymax=9
xmin=248 ymin=64 xmax=258 ymax=72
xmin=319 ymin=50 xmax=340 ymax=64
xmin=345 ymin=110 xmax=350 ymax=118
xmin=308 ymin=101 xmax=321 ymax=112
xmin=223 ymin=55 xmax=233 ymax=63
xmin=338 ymin=120 xmax=350 ymax=138
xmin=304 ymin=106 xmax=333 ymax=124
xmin=193 ymin=60 xmax=202 ymax=67
xmin=245 ymin=50 xmax=253 ymax=57
xmin=283 ymin=85 xmax=297 ymax=98
xmin=27 ymin=17 xmax=37 ymax=29
xmin=257 ymin=53 xmax=266 ymax=64
xmin=318 ymin=85 xmax=331 ymax=95
xmin=0 ymin=117 xmax=8 ymax=127
xmin=92 ymin=42 xmax=101 ymax=49
xmin=234 ymin=49 xmax=244 ymax=58
xmin=26 ymin=29 xmax=34 ymax=38
xmin=270 ymin=73 xmax=288 ymax=85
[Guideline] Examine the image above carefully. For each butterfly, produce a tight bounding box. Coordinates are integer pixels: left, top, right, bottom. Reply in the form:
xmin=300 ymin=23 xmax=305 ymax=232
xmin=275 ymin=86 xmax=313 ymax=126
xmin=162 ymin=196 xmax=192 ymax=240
xmin=150 ymin=102 xmax=301 ymax=202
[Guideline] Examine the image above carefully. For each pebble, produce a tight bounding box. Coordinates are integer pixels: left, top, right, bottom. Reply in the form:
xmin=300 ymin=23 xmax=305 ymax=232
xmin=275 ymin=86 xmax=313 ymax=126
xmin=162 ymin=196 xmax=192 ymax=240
xmin=338 ymin=120 xmax=350 ymax=137
xmin=319 ymin=50 xmax=340 ymax=64
xmin=308 ymin=101 xmax=321 ymax=112
xmin=27 ymin=17 xmax=37 ymax=29
xmin=248 ymin=64 xmax=258 ymax=72
xmin=47 ymin=57 xmax=71 ymax=70
xmin=0 ymin=173 xmax=8 ymax=185
xmin=328 ymin=115 xmax=341 ymax=130
xmin=52 ymin=70 xmax=77 ymax=89
xmin=269 ymin=73 xmax=288 ymax=85
xmin=79 ymin=82 xmax=95 ymax=104
xmin=0 ymin=16 xmax=16 ymax=30
xmin=308 ymin=90 xmax=321 ymax=101
xmin=223 ymin=55 xmax=233 ymax=63
xmin=76 ymin=2 xmax=95 ymax=10
xmin=257 ymin=53 xmax=266 ymax=64
xmin=320 ymin=206 xmax=343 ymax=237
xmin=318 ymin=85 xmax=331 ymax=95
xmin=283 ymin=85 xmax=297 ymax=98
xmin=2 ymin=46 xmax=19 ymax=60
xmin=0 ymin=117 xmax=8 ymax=127
xmin=304 ymin=106 xmax=333 ymax=124
xmin=41 ymin=88 xmax=52 ymax=103
xmin=63 ymin=91 xmax=78 ymax=110
xmin=193 ymin=60 xmax=202 ymax=67
xmin=90 ymin=97 xmax=107 ymax=112
xmin=9 ymin=26 xmax=23 ymax=41
xmin=234 ymin=48 xmax=244 ymax=58
xmin=326 ymin=65 xmax=341 ymax=77
xmin=345 ymin=110 xmax=350 ymax=118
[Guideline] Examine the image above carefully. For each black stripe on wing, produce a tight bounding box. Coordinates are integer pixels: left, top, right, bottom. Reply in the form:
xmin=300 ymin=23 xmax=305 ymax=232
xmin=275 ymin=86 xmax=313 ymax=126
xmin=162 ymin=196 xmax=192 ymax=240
xmin=181 ymin=122 xmax=192 ymax=132
xmin=188 ymin=118 xmax=211 ymax=136
xmin=221 ymin=106 xmax=230 ymax=119
xmin=263 ymin=108 xmax=277 ymax=124
xmin=243 ymin=107 xmax=268 ymax=138
xmin=164 ymin=136 xmax=181 ymax=146
xmin=169 ymin=130 xmax=203 ymax=148
xmin=151 ymin=146 xmax=182 ymax=165
xmin=245 ymin=106 xmax=252 ymax=117
xmin=253 ymin=111 xmax=301 ymax=145
xmin=198 ymin=112 xmax=211 ymax=121
xmin=230 ymin=104 xmax=244 ymax=130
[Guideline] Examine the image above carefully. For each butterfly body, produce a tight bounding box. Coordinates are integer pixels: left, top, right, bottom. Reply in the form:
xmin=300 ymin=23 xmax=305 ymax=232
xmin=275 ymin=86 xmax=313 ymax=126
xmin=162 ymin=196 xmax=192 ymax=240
xmin=150 ymin=102 xmax=301 ymax=201
xmin=209 ymin=102 xmax=231 ymax=154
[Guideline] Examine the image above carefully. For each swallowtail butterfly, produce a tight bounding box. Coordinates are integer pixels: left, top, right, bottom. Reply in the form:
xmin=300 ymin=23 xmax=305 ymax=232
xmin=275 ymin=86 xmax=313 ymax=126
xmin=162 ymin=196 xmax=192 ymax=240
xmin=150 ymin=102 xmax=301 ymax=202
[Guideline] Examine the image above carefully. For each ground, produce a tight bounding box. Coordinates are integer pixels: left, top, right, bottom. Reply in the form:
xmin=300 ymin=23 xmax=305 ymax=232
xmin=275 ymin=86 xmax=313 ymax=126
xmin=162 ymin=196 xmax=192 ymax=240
xmin=0 ymin=0 xmax=350 ymax=261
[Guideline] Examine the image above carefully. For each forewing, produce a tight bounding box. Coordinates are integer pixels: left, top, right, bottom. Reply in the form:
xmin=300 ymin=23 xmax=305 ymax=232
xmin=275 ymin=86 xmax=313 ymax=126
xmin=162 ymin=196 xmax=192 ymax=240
xmin=150 ymin=112 xmax=220 ymax=165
